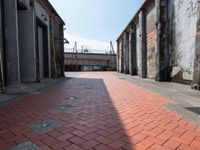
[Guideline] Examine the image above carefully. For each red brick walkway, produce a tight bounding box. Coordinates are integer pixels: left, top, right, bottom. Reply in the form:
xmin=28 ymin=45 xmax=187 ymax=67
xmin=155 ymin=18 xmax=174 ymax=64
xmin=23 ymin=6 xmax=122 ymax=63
xmin=0 ymin=72 xmax=199 ymax=150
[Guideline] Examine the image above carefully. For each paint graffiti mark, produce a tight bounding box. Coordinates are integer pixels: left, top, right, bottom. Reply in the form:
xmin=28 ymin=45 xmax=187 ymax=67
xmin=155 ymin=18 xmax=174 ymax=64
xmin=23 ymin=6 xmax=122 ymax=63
xmin=186 ymin=0 xmax=200 ymax=17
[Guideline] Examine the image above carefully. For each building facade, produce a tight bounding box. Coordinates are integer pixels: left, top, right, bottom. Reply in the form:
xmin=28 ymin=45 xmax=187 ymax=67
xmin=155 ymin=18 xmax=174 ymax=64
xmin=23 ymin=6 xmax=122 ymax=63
xmin=117 ymin=0 xmax=200 ymax=90
xmin=0 ymin=0 xmax=65 ymax=88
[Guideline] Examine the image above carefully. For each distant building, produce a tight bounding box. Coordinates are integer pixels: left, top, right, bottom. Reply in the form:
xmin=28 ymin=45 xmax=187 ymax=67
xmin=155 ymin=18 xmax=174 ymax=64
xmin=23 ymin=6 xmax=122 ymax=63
xmin=117 ymin=0 xmax=200 ymax=90
xmin=64 ymin=52 xmax=117 ymax=71
xmin=0 ymin=0 xmax=66 ymax=88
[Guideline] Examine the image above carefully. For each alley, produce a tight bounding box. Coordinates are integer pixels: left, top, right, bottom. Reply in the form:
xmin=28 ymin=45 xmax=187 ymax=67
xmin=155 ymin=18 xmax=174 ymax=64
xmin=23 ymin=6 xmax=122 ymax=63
xmin=0 ymin=72 xmax=200 ymax=150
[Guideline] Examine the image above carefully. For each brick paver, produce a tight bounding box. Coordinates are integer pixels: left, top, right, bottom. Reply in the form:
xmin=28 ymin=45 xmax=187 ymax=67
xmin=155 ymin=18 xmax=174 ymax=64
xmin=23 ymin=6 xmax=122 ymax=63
xmin=0 ymin=72 xmax=199 ymax=150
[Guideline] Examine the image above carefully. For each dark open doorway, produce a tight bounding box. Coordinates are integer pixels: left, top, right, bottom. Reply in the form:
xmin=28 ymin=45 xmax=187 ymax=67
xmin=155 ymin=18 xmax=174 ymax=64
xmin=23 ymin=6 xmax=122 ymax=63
xmin=36 ymin=18 xmax=49 ymax=81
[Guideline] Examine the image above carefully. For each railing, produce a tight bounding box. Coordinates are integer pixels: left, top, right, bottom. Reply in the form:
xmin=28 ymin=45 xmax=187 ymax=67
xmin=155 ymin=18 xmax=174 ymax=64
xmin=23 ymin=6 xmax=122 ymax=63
xmin=65 ymin=48 xmax=116 ymax=54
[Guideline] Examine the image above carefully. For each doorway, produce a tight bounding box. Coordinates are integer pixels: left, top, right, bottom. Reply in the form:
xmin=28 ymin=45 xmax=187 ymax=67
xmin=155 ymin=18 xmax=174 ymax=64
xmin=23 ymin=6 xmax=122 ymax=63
xmin=36 ymin=18 xmax=49 ymax=81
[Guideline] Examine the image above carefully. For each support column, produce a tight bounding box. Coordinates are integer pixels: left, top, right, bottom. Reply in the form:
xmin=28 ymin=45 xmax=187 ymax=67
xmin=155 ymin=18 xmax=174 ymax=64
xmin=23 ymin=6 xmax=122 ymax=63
xmin=117 ymin=39 xmax=123 ymax=73
xmin=0 ymin=0 xmax=5 ymax=88
xmin=192 ymin=2 xmax=200 ymax=90
xmin=117 ymin=41 xmax=119 ymax=72
xmin=123 ymin=32 xmax=129 ymax=74
xmin=139 ymin=10 xmax=147 ymax=78
xmin=120 ymin=40 xmax=124 ymax=73
xmin=4 ymin=0 xmax=20 ymax=86
xmin=18 ymin=10 xmax=36 ymax=82
xmin=155 ymin=0 xmax=171 ymax=81
xmin=129 ymin=26 xmax=137 ymax=75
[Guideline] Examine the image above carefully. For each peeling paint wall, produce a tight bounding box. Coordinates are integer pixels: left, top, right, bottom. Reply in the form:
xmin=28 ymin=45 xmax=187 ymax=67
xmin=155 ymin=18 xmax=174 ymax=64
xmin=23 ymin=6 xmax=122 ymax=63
xmin=117 ymin=0 xmax=200 ymax=87
xmin=118 ymin=40 xmax=123 ymax=72
xmin=146 ymin=2 xmax=156 ymax=79
xmin=172 ymin=0 xmax=198 ymax=81
xmin=136 ymin=23 xmax=142 ymax=76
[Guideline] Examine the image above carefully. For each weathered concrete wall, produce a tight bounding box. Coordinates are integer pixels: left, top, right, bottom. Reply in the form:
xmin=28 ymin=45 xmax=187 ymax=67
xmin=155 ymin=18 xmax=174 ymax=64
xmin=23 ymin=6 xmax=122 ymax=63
xmin=59 ymin=24 xmax=65 ymax=77
xmin=50 ymin=18 xmax=64 ymax=77
xmin=117 ymin=0 xmax=200 ymax=89
xmin=129 ymin=27 xmax=137 ymax=75
xmin=146 ymin=2 xmax=156 ymax=79
xmin=0 ymin=0 xmax=4 ymax=85
xmin=18 ymin=10 xmax=36 ymax=82
xmin=171 ymin=0 xmax=198 ymax=82
xmin=117 ymin=42 xmax=119 ymax=72
xmin=136 ymin=23 xmax=142 ymax=76
xmin=193 ymin=24 xmax=200 ymax=87
xmin=4 ymin=0 xmax=20 ymax=86
xmin=124 ymin=32 xmax=129 ymax=74
xmin=118 ymin=40 xmax=124 ymax=73
xmin=139 ymin=10 xmax=147 ymax=78
xmin=193 ymin=1 xmax=200 ymax=89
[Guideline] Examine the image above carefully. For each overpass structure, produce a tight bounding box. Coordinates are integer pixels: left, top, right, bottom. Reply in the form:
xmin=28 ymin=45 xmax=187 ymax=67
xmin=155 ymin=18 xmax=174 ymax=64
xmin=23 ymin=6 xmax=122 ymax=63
xmin=64 ymin=52 xmax=117 ymax=71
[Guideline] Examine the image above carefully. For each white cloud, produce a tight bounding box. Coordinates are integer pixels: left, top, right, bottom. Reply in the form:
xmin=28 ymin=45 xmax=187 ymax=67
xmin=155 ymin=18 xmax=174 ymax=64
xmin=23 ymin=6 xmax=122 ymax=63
xmin=65 ymin=33 xmax=117 ymax=53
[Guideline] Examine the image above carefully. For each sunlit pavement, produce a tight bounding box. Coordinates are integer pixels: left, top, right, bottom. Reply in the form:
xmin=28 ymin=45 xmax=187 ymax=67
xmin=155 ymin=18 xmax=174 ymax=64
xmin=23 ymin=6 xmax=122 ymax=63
xmin=0 ymin=72 xmax=200 ymax=150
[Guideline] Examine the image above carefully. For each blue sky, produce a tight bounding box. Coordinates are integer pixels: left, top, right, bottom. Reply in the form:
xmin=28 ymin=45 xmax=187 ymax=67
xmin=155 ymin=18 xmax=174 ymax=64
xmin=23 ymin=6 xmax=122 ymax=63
xmin=49 ymin=0 xmax=143 ymax=51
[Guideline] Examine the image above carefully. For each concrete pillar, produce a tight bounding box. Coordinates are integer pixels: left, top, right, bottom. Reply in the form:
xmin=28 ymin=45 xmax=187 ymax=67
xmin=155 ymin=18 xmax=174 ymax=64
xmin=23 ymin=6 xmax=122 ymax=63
xmin=18 ymin=10 xmax=37 ymax=82
xmin=155 ymin=0 xmax=171 ymax=81
xmin=0 ymin=0 xmax=5 ymax=86
xmin=139 ymin=10 xmax=147 ymax=78
xmin=123 ymin=32 xmax=129 ymax=74
xmin=119 ymin=40 xmax=124 ymax=73
xmin=192 ymin=2 xmax=200 ymax=90
xmin=4 ymin=0 xmax=20 ymax=86
xmin=59 ymin=24 xmax=65 ymax=77
xmin=117 ymin=41 xmax=119 ymax=72
xmin=129 ymin=26 xmax=137 ymax=75
xmin=0 ymin=1 xmax=3 ymax=57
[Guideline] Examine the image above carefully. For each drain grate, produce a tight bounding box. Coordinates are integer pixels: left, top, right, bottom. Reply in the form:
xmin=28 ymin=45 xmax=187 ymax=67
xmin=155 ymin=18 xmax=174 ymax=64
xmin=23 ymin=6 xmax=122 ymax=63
xmin=28 ymin=119 xmax=62 ymax=133
xmin=185 ymin=107 xmax=200 ymax=115
xmin=54 ymin=104 xmax=74 ymax=112
xmin=8 ymin=141 xmax=41 ymax=150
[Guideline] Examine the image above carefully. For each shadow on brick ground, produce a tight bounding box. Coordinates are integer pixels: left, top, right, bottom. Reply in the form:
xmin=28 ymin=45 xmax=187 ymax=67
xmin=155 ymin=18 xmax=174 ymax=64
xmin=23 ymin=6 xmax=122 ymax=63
xmin=0 ymin=77 xmax=134 ymax=150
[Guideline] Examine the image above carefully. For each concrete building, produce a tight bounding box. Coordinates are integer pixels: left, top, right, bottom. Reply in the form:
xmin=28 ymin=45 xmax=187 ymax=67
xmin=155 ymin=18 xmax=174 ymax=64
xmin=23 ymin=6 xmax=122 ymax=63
xmin=117 ymin=0 xmax=200 ymax=90
xmin=65 ymin=52 xmax=117 ymax=71
xmin=0 ymin=0 xmax=65 ymax=89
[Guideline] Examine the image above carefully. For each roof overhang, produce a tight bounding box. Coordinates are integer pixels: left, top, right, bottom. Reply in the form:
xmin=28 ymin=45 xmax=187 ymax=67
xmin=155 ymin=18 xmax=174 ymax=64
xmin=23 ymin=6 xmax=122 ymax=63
xmin=116 ymin=0 xmax=152 ymax=42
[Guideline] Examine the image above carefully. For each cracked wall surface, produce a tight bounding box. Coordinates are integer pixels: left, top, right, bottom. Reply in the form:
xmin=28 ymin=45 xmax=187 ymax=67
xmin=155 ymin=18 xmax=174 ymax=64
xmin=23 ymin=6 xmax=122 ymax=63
xmin=117 ymin=0 xmax=200 ymax=90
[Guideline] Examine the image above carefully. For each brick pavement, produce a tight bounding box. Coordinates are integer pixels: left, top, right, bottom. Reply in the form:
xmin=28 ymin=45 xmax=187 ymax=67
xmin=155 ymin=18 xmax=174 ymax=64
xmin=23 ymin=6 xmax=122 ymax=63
xmin=0 ymin=72 xmax=199 ymax=150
